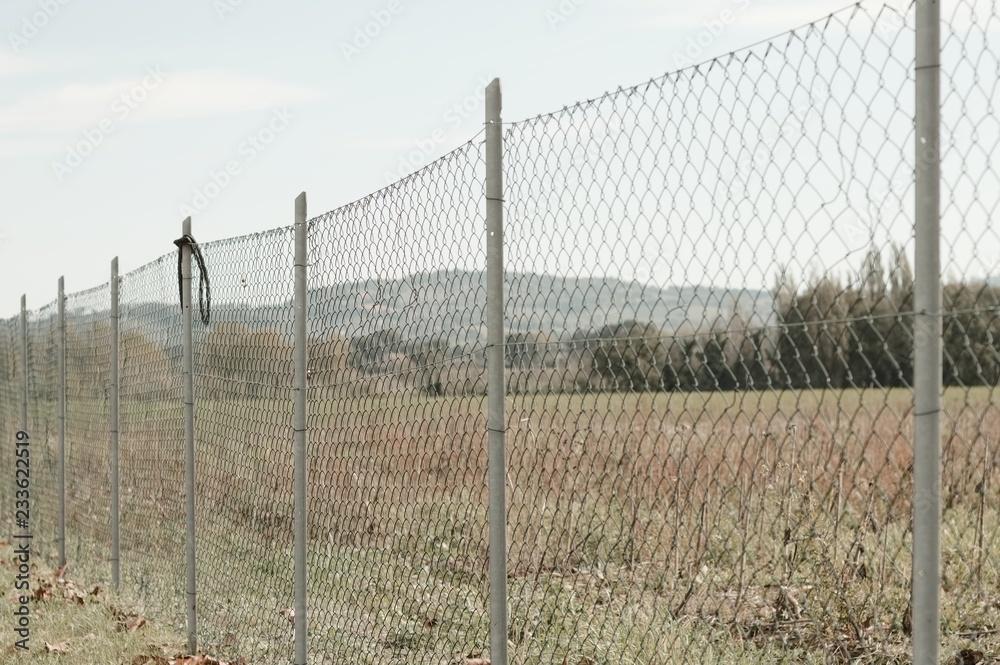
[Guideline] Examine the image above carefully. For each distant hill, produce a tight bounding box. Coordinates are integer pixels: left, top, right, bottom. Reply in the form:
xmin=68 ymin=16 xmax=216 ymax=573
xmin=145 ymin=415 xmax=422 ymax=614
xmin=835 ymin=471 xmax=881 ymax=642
xmin=81 ymin=270 xmax=773 ymax=350
xmin=283 ymin=270 xmax=769 ymax=346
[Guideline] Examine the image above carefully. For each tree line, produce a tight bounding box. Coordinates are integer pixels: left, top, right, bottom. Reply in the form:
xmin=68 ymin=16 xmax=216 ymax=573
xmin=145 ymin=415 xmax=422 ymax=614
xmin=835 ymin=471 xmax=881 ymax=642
xmin=563 ymin=246 xmax=999 ymax=392
xmin=2 ymin=245 xmax=997 ymax=400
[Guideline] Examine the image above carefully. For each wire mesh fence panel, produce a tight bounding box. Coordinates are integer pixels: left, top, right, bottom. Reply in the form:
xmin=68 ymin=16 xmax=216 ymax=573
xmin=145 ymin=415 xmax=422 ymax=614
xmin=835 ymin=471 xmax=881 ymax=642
xmin=306 ymin=139 xmax=491 ymax=663
xmin=0 ymin=1 xmax=998 ymax=662
xmin=192 ymin=227 xmax=296 ymax=663
xmin=25 ymin=301 xmax=61 ymax=562
xmin=117 ymin=253 xmax=185 ymax=630
xmin=63 ymin=283 xmax=112 ymax=586
xmin=497 ymin=1 xmax=995 ymax=662
xmin=936 ymin=0 xmax=1000 ymax=652
xmin=0 ymin=315 xmax=20 ymax=522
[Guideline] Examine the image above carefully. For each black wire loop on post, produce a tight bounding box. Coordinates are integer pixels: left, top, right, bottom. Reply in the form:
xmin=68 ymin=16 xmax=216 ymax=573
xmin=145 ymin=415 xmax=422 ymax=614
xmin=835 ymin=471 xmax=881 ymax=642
xmin=173 ymin=234 xmax=211 ymax=325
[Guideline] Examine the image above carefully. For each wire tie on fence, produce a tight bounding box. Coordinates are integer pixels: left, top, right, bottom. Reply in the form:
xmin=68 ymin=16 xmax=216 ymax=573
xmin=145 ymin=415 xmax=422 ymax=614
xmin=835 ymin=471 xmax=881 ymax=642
xmin=173 ymin=234 xmax=212 ymax=325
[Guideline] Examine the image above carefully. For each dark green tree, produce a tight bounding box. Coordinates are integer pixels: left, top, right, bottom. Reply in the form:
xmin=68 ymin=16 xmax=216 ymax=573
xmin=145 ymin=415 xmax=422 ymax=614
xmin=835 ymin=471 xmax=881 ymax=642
xmin=590 ymin=320 xmax=668 ymax=392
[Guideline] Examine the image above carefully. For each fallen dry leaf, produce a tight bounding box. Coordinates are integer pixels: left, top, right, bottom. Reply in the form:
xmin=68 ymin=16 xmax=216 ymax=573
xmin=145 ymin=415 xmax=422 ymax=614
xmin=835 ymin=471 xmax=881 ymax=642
xmin=33 ymin=581 xmax=54 ymax=601
xmin=458 ymin=653 xmax=490 ymax=665
xmin=134 ymin=650 xmax=246 ymax=665
xmin=279 ymin=607 xmax=295 ymax=624
xmin=126 ymin=616 xmax=147 ymax=632
xmin=172 ymin=655 xmax=221 ymax=665
xmin=953 ymin=649 xmax=985 ymax=665
xmin=45 ymin=641 xmax=69 ymax=654
xmin=144 ymin=642 xmax=171 ymax=652
xmin=131 ymin=656 xmax=171 ymax=665
xmin=112 ymin=607 xmax=147 ymax=633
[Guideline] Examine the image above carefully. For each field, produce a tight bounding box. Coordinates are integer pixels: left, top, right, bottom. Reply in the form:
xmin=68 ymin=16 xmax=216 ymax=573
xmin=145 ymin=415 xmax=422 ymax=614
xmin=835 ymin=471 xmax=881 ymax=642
xmin=0 ymin=550 xmax=190 ymax=665
xmin=17 ymin=386 xmax=1000 ymax=663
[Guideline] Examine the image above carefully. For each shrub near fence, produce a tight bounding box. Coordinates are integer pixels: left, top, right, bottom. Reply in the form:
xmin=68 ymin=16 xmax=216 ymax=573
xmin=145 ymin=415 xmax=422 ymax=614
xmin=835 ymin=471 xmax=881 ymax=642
xmin=2 ymin=1 xmax=1000 ymax=663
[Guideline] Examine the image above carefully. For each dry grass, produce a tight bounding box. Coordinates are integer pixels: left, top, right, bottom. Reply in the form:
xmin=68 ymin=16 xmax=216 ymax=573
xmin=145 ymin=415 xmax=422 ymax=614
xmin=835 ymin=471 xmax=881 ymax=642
xmin=0 ymin=539 xmax=190 ymax=665
xmin=17 ymin=386 xmax=1000 ymax=663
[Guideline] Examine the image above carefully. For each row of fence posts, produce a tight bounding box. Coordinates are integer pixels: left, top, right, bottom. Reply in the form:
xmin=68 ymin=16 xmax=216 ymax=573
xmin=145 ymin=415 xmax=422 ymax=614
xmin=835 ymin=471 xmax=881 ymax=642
xmin=14 ymin=14 xmax=946 ymax=657
xmin=14 ymin=78 xmax=509 ymax=665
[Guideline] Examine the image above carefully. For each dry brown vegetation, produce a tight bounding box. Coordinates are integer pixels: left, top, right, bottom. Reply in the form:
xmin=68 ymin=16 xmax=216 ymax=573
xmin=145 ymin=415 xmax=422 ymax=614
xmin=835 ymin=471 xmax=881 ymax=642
xmin=20 ymin=386 xmax=1000 ymax=663
xmin=296 ymin=389 xmax=998 ymax=659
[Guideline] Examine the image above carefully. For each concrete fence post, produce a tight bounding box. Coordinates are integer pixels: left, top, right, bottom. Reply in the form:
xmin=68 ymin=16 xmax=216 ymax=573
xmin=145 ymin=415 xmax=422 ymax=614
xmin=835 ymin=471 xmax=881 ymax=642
xmin=485 ymin=77 xmax=509 ymax=665
xmin=293 ymin=192 xmax=309 ymax=664
xmin=20 ymin=295 xmax=27 ymax=433
xmin=179 ymin=217 xmax=198 ymax=653
xmin=913 ymin=1 xmax=942 ymax=663
xmin=57 ymin=276 xmax=66 ymax=568
xmin=110 ymin=257 xmax=121 ymax=591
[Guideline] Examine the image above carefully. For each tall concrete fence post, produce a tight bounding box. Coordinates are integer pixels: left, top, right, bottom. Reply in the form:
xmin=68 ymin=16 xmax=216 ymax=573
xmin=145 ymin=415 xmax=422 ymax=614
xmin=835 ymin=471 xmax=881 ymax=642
xmin=57 ymin=276 xmax=66 ymax=567
xmin=179 ymin=217 xmax=198 ymax=654
xmin=485 ymin=76 xmax=509 ymax=665
xmin=292 ymin=192 xmax=309 ymax=664
xmin=913 ymin=0 xmax=942 ymax=663
xmin=20 ymin=295 xmax=27 ymax=433
xmin=110 ymin=257 xmax=121 ymax=591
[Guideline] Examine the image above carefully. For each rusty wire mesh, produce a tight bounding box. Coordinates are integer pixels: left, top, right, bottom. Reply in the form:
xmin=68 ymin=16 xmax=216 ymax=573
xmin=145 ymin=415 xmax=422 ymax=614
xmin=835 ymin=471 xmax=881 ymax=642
xmin=305 ymin=138 xmax=491 ymax=663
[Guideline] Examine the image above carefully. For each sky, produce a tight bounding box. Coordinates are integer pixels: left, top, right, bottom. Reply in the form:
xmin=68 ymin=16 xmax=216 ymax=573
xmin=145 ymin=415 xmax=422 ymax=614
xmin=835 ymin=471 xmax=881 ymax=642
xmin=0 ymin=0 xmax=865 ymax=314
xmin=1 ymin=0 xmax=995 ymax=317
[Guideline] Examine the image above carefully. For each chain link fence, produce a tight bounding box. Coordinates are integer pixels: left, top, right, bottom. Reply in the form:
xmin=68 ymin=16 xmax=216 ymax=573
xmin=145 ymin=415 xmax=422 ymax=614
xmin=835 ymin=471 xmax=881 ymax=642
xmin=305 ymin=139 xmax=491 ymax=662
xmin=63 ymin=284 xmax=112 ymax=585
xmin=936 ymin=1 xmax=1000 ymax=658
xmin=117 ymin=254 xmax=185 ymax=632
xmin=193 ymin=227 xmax=296 ymax=662
xmin=0 ymin=315 xmax=19 ymax=525
xmin=492 ymin=2 xmax=997 ymax=660
xmin=499 ymin=3 xmax=926 ymax=660
xmin=2 ymin=0 xmax=999 ymax=662
xmin=23 ymin=303 xmax=61 ymax=561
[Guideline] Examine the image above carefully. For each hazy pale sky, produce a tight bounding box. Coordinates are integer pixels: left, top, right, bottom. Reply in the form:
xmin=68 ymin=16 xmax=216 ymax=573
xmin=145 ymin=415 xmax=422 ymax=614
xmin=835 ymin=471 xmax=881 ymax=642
xmin=0 ymin=0 xmax=867 ymax=313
